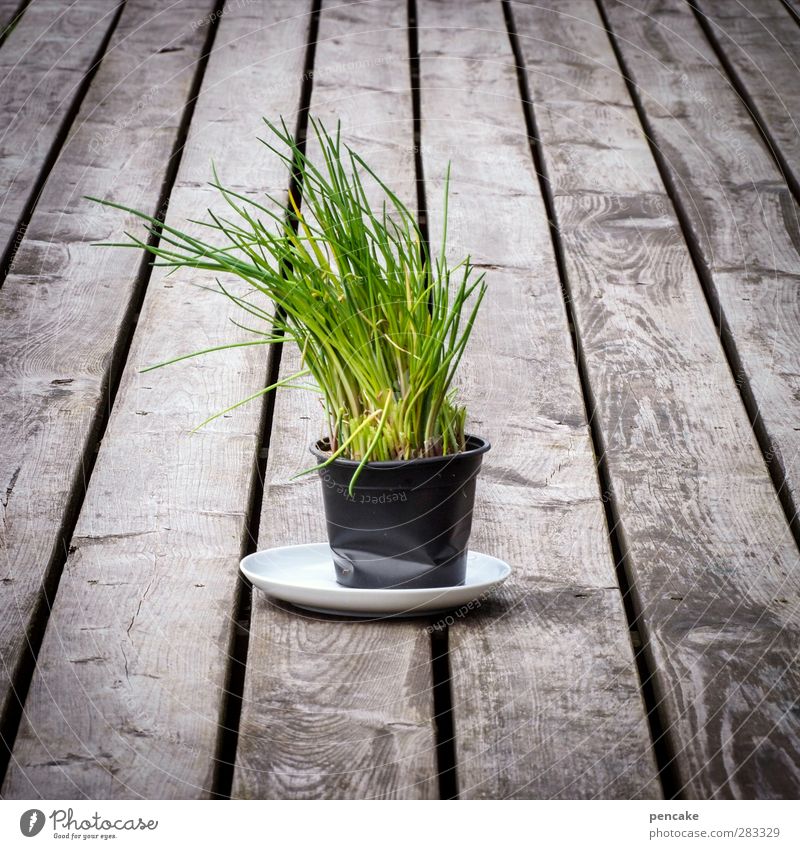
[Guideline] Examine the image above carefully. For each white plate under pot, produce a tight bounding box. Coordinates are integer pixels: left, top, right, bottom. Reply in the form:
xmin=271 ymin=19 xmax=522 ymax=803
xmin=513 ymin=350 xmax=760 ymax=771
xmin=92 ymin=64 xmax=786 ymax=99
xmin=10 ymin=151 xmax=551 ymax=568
xmin=240 ymin=542 xmax=512 ymax=618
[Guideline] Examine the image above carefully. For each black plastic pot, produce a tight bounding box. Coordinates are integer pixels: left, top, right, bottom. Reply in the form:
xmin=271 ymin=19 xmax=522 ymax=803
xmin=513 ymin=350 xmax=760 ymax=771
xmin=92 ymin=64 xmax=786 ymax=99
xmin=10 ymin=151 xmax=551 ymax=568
xmin=310 ymin=434 xmax=490 ymax=589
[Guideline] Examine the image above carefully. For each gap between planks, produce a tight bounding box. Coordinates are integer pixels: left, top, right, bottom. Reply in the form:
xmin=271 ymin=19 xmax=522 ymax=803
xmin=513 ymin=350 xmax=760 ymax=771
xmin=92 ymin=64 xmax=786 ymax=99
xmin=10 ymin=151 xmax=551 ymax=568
xmin=209 ymin=0 xmax=322 ymax=800
xmin=503 ymin=0 xmax=679 ymax=799
xmin=594 ymin=0 xmax=800 ymax=551
xmin=780 ymin=0 xmax=800 ymax=25
xmin=408 ymin=0 xmax=460 ymax=799
xmin=0 ymin=0 xmax=224 ymax=786
xmin=0 ymin=0 xmax=30 ymax=48
xmin=689 ymin=1 xmax=800 ymax=223
xmin=0 ymin=1 xmax=125 ymax=284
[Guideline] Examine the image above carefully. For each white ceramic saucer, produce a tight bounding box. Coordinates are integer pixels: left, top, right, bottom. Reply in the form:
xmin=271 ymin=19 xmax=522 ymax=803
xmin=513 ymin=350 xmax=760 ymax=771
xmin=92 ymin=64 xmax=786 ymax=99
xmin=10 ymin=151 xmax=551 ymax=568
xmin=240 ymin=542 xmax=511 ymax=618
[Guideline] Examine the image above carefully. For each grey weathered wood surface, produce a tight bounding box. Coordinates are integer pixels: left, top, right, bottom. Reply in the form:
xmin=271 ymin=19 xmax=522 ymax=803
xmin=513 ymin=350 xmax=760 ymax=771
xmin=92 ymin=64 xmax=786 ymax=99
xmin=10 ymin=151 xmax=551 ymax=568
xmin=783 ymin=0 xmax=800 ymax=21
xmin=516 ymin=0 xmax=800 ymax=798
xmin=0 ymin=0 xmax=218 ymax=781
xmin=694 ymin=0 xmax=800 ymax=201
xmin=0 ymin=0 xmax=798 ymax=801
xmin=602 ymin=2 xmax=800 ymax=543
xmin=232 ymin=0 xmax=440 ymax=800
xmin=0 ymin=0 xmax=25 ymax=37
xmin=2 ymin=0 xmax=313 ymax=799
xmin=0 ymin=0 xmax=122 ymax=275
xmin=417 ymin=0 xmax=660 ymax=799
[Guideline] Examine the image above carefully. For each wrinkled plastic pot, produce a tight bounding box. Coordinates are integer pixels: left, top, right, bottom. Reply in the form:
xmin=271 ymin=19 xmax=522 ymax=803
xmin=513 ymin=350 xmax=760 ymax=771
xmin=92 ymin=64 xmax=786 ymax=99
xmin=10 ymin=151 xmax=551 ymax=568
xmin=310 ymin=434 xmax=490 ymax=589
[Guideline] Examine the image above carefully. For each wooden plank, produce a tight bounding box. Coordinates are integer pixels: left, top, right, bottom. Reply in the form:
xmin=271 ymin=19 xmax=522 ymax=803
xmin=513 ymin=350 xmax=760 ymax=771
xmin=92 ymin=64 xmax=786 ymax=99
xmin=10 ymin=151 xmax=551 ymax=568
xmin=232 ymin=0 xmax=440 ymax=800
xmin=0 ymin=1 xmax=25 ymax=39
xmin=0 ymin=0 xmax=220 ymax=778
xmin=0 ymin=0 xmax=122 ymax=275
xmin=603 ymin=3 xmax=800 ymax=539
xmin=694 ymin=0 xmax=800 ymax=200
xmin=416 ymin=0 xmax=660 ymax=799
xmin=0 ymin=0 xmax=19 ymax=21
xmin=515 ymin=0 xmax=800 ymax=798
xmin=2 ymin=0 xmax=313 ymax=799
xmin=780 ymin=0 xmax=800 ymax=24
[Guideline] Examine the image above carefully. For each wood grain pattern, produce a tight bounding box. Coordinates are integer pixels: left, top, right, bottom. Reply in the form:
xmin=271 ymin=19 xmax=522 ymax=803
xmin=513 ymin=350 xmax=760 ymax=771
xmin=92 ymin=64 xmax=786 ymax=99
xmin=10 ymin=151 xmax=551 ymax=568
xmin=232 ymin=0 xmax=440 ymax=801
xmin=0 ymin=1 xmax=25 ymax=37
xmin=782 ymin=0 xmax=800 ymax=20
xmin=693 ymin=0 xmax=800 ymax=199
xmin=0 ymin=0 xmax=122 ymax=274
xmin=416 ymin=0 xmax=660 ymax=799
xmin=0 ymin=0 xmax=219 ymax=779
xmin=598 ymin=0 xmax=800 ymax=538
xmin=2 ymin=0 xmax=314 ymax=799
xmin=515 ymin=0 xmax=800 ymax=797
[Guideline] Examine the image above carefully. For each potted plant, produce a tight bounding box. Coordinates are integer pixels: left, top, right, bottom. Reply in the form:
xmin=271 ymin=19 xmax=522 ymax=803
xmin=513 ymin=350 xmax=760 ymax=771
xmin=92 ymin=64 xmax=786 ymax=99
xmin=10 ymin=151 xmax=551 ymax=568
xmin=91 ymin=119 xmax=489 ymax=590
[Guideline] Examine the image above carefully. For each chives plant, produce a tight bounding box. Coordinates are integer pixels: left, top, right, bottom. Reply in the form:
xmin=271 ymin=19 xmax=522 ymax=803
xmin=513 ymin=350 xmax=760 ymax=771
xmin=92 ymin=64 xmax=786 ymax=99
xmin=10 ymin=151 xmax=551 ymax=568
xmin=91 ymin=119 xmax=486 ymax=489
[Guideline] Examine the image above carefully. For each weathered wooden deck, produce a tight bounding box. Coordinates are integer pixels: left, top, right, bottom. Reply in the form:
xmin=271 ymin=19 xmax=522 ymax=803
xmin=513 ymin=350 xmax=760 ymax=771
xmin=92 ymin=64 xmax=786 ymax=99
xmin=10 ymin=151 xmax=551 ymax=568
xmin=0 ymin=0 xmax=798 ymax=800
